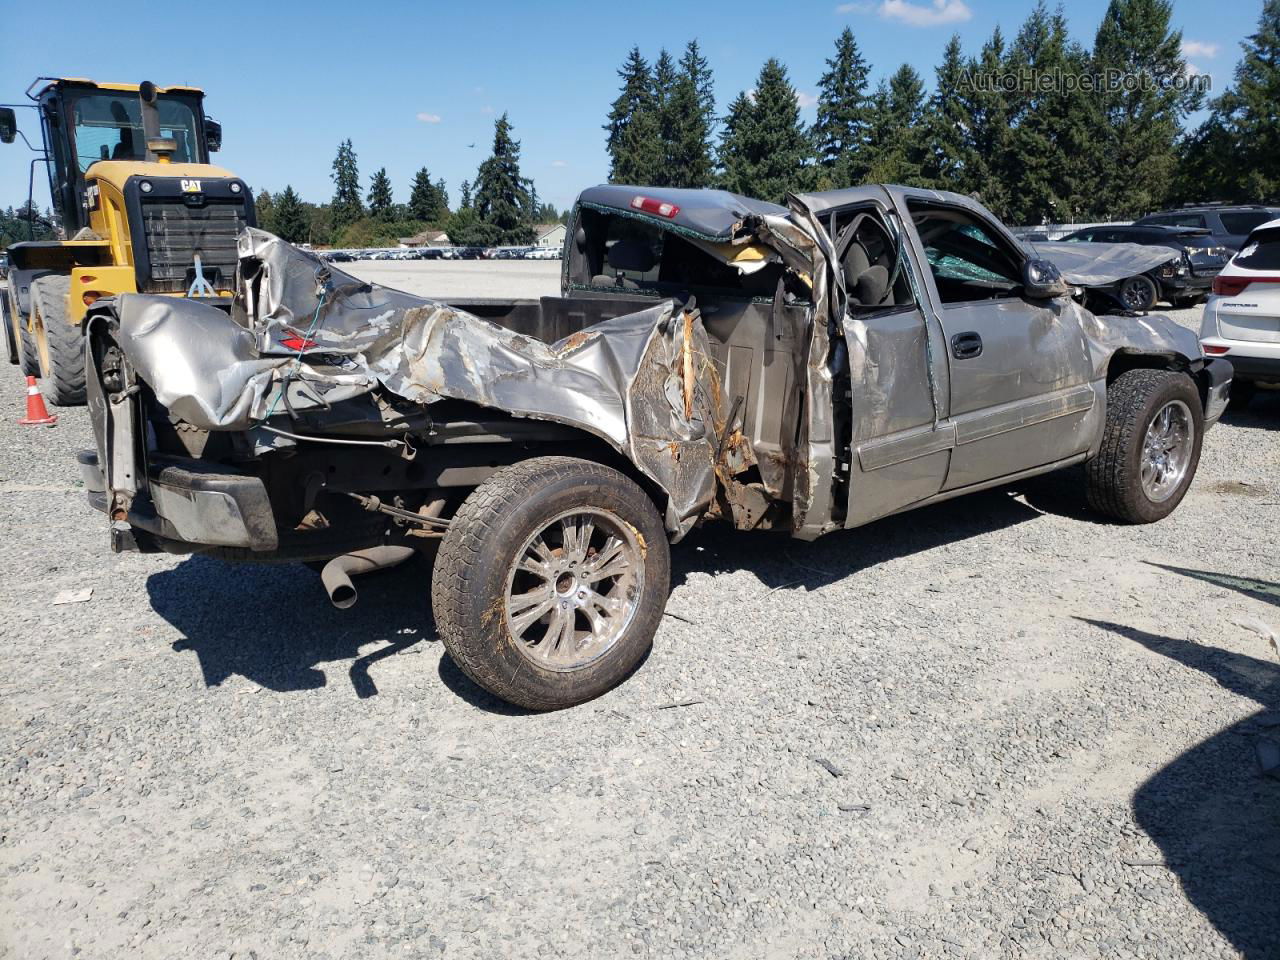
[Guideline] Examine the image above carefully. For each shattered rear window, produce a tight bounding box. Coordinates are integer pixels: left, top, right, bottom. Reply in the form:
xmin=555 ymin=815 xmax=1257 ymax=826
xmin=1233 ymin=231 xmax=1280 ymax=270
xmin=581 ymin=209 xmax=796 ymax=302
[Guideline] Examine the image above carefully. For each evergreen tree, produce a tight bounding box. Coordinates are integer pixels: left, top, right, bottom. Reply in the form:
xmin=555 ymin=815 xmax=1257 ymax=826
xmin=662 ymin=40 xmax=716 ymax=187
xmin=919 ymin=36 xmax=975 ymax=189
xmin=444 ymin=206 xmax=484 ymax=246
xmin=254 ymin=188 xmax=276 ymax=235
xmin=273 ymin=186 xmax=309 ymax=243
xmin=409 ymin=167 xmax=447 ymax=222
xmin=330 ymin=139 xmax=363 ymax=227
xmin=367 ymin=167 xmax=394 ymax=220
xmin=812 ymin=27 xmax=872 ymax=186
xmin=964 ymin=27 xmax=1015 ymax=217
xmin=1178 ymin=0 xmax=1280 ymax=202
xmin=1001 ymin=3 xmax=1101 ymax=224
xmin=614 ymin=106 xmax=664 ymax=184
xmin=717 ymin=91 xmax=755 ymax=194
xmin=459 ymin=180 xmax=472 ymax=210
xmin=605 ymin=47 xmax=661 ymax=184
xmin=717 ymin=59 xmax=814 ymax=202
xmin=1091 ymin=0 xmax=1195 ymax=218
xmin=652 ymin=49 xmax=677 ymax=113
xmin=860 ymin=65 xmax=927 ymax=186
xmin=472 ymin=113 xmax=534 ymax=246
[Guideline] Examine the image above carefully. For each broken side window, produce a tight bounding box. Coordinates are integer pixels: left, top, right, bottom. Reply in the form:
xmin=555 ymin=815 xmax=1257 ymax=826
xmin=908 ymin=202 xmax=1023 ymax=305
xmin=829 ymin=206 xmax=915 ymax=312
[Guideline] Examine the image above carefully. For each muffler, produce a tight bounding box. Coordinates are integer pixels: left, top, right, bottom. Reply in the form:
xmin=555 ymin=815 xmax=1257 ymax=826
xmin=320 ymin=546 xmax=417 ymax=609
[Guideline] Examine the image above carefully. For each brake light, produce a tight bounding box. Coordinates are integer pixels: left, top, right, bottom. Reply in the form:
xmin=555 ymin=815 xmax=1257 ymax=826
xmin=1213 ymin=274 xmax=1280 ymax=296
xmin=79 ymin=274 xmax=97 ymax=284
xmin=279 ymin=332 xmax=318 ymax=351
xmin=630 ymin=195 xmax=680 ymax=218
xmin=1203 ymin=344 xmax=1230 ymax=355
xmin=82 ymin=292 xmax=100 ymax=307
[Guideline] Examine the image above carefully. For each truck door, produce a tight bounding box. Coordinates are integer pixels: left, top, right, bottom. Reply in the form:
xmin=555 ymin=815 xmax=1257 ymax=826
xmin=820 ymin=201 xmax=951 ymax=527
xmin=902 ymin=198 xmax=1098 ymax=490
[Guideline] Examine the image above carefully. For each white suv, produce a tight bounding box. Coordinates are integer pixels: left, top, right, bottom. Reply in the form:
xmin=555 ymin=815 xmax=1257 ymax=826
xmin=1200 ymin=217 xmax=1280 ymax=409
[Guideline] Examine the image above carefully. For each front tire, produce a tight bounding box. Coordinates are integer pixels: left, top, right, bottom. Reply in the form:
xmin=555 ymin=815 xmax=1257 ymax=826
xmin=432 ymin=456 xmax=669 ymax=710
xmin=30 ymin=275 xmax=85 ymax=406
xmin=1118 ymin=275 xmax=1158 ymax=312
xmin=1087 ymin=369 xmax=1203 ymax=523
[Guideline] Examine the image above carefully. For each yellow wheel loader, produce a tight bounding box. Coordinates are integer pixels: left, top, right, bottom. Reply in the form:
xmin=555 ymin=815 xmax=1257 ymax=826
xmin=0 ymin=78 xmax=254 ymax=404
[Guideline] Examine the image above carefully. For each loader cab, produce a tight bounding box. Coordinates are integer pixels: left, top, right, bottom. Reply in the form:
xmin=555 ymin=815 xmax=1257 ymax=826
xmin=27 ymin=78 xmax=217 ymax=234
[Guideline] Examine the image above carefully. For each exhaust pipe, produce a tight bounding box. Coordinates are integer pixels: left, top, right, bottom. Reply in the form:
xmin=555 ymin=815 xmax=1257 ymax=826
xmin=320 ymin=546 xmax=416 ymax=609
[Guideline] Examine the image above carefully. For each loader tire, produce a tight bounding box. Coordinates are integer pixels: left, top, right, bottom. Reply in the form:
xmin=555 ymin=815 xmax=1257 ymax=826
xmin=30 ymin=275 xmax=86 ymax=405
xmin=8 ymin=281 xmax=38 ymax=377
xmin=432 ymin=456 xmax=669 ymax=711
xmin=2 ymin=282 xmax=16 ymax=366
xmin=1086 ymin=369 xmax=1202 ymax=524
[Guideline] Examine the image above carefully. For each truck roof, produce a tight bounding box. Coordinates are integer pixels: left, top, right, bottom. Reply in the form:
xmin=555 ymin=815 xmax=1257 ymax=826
xmin=575 ymin=185 xmax=789 ymax=240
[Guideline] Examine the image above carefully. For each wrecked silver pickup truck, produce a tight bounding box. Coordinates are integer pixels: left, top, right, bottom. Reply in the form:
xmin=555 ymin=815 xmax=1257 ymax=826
xmin=79 ymin=184 xmax=1232 ymax=709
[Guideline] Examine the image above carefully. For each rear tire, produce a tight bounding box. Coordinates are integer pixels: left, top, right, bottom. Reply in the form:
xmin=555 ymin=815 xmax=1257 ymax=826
xmin=1086 ymin=369 xmax=1202 ymax=523
xmin=30 ymin=275 xmax=85 ymax=406
xmin=432 ymin=456 xmax=669 ymax=710
xmin=8 ymin=282 xmax=38 ymax=377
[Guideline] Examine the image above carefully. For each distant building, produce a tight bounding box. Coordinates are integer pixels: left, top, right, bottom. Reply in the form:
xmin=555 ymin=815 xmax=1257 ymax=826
xmin=398 ymin=229 xmax=451 ymax=248
xmin=534 ymin=223 xmax=566 ymax=249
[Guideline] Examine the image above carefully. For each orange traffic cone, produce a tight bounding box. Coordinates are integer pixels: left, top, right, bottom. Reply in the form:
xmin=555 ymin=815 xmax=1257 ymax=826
xmin=18 ymin=376 xmax=57 ymax=426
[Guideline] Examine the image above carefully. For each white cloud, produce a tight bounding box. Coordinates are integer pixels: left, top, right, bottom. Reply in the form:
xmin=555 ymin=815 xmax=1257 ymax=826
xmin=1185 ymin=62 xmax=1206 ymax=77
xmin=416 ymin=112 xmax=442 ymax=124
xmin=481 ymin=105 xmax=495 ymax=114
xmin=551 ymin=160 xmax=567 ymax=168
xmin=795 ymin=91 xmax=820 ymax=108
xmin=876 ymin=0 xmax=972 ymax=27
xmin=1182 ymin=40 xmax=1220 ymax=59
xmin=835 ymin=2 xmax=873 ymax=11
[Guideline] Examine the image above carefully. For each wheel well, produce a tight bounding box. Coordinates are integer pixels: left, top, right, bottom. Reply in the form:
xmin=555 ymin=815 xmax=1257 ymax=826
xmin=1106 ymin=351 xmax=1187 ymax=382
xmin=1105 ymin=350 xmax=1210 ymax=410
xmin=513 ymin=430 xmax=672 ymax=519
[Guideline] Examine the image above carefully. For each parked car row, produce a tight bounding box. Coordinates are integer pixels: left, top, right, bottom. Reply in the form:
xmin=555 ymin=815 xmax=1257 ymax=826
xmin=1016 ymin=204 xmax=1280 ymax=312
xmin=320 ymin=245 xmax=563 ymax=264
xmin=1057 ymin=223 xmax=1230 ymax=311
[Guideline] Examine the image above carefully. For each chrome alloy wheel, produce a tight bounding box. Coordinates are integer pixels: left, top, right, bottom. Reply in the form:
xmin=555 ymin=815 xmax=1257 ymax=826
xmin=504 ymin=508 xmax=645 ymax=671
xmin=1141 ymin=399 xmax=1194 ymax=502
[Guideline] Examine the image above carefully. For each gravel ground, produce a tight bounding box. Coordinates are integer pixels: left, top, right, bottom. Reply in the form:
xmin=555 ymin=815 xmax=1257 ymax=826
xmin=2 ymin=295 xmax=1278 ymax=960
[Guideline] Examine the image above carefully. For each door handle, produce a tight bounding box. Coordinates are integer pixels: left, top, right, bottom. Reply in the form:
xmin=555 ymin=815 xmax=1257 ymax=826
xmin=951 ymin=331 xmax=983 ymax=360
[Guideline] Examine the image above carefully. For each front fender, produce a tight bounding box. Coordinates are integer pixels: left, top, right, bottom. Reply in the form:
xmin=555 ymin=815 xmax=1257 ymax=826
xmin=1076 ymin=303 xmax=1204 ymax=380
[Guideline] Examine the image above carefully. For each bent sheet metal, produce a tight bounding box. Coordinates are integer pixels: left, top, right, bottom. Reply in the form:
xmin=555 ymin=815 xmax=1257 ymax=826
xmin=99 ymin=229 xmax=740 ymax=536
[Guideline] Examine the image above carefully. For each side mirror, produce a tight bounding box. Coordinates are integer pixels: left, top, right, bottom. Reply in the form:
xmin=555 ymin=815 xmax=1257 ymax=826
xmin=1021 ymin=258 xmax=1069 ymax=299
xmin=0 ymin=107 xmax=16 ymax=145
xmin=205 ymin=118 xmax=222 ymax=153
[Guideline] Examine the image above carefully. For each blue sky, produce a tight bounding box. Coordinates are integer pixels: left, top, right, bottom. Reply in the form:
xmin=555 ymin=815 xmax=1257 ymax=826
xmin=0 ymin=0 xmax=1259 ymax=214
